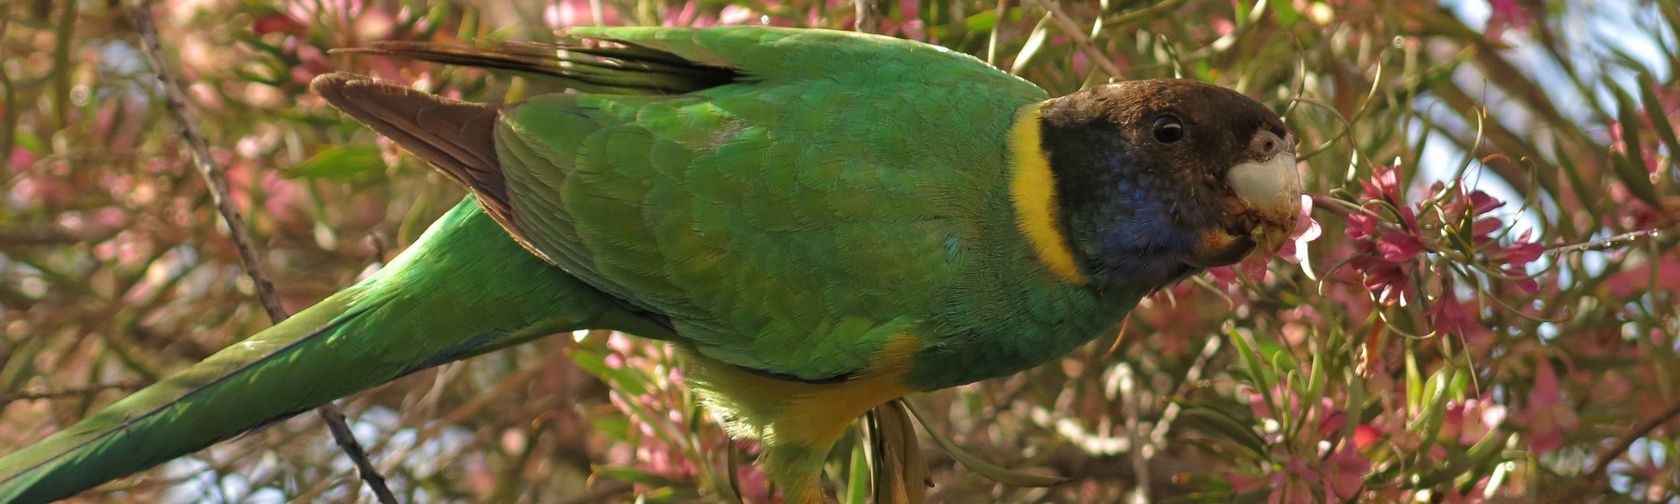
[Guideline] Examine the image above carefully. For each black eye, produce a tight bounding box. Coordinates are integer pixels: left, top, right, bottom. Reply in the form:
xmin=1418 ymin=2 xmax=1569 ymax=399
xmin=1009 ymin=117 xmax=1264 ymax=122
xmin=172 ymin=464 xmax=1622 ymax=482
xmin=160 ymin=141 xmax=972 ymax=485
xmin=1152 ymin=115 xmax=1184 ymax=143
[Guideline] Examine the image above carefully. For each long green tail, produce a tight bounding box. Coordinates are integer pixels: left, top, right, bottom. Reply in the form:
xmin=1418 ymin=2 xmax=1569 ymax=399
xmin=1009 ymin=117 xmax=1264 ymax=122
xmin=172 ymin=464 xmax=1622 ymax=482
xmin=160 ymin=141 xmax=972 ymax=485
xmin=0 ymin=198 xmax=663 ymax=503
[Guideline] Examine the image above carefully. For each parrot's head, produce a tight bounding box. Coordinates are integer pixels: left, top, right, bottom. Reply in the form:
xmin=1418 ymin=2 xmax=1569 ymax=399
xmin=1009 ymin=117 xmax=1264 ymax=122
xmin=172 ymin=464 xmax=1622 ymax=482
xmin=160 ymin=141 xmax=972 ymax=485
xmin=1033 ymin=79 xmax=1301 ymax=290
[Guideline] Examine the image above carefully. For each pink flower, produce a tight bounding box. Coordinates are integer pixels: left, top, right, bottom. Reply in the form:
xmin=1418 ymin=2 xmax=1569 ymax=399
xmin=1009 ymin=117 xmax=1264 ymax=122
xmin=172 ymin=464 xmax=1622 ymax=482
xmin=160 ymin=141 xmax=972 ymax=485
xmin=1221 ymin=462 xmax=1320 ymax=504
xmin=1521 ymin=359 xmax=1579 ymax=454
xmin=545 ymin=0 xmax=622 ymax=28
xmin=1247 ymin=386 xmax=1342 ymax=442
xmin=1346 ymin=166 xmax=1425 ymax=304
xmin=1427 ymin=287 xmax=1492 ymax=350
xmin=1606 ymin=258 xmax=1680 ymax=297
xmin=1272 ymin=460 xmax=1319 ymax=504
xmin=1439 ymin=477 xmax=1491 ymax=504
xmin=1486 ymin=0 xmax=1533 ymax=42
xmin=1487 ymin=233 xmax=1542 ymax=293
xmin=1286 ymin=195 xmax=1322 ymax=260
xmin=1442 ymin=398 xmax=1507 ymax=446
xmin=252 ymin=13 xmax=306 ymax=35
xmin=1322 ymin=442 xmax=1371 ymax=500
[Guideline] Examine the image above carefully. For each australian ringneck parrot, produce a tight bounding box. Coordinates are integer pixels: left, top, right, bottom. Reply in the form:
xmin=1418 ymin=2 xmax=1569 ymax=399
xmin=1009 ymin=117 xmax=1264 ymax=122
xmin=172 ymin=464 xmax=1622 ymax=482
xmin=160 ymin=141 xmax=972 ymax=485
xmin=0 ymin=26 xmax=1301 ymax=502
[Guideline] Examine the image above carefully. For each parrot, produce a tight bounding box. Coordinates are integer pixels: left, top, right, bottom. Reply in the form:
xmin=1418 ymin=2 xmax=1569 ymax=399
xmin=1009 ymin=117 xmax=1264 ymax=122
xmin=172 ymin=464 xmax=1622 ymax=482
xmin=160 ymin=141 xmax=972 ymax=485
xmin=0 ymin=26 xmax=1300 ymax=503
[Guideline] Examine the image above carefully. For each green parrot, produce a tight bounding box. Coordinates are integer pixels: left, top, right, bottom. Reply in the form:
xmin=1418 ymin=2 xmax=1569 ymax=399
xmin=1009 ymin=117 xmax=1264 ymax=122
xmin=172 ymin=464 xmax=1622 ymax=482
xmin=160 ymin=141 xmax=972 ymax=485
xmin=0 ymin=26 xmax=1300 ymax=503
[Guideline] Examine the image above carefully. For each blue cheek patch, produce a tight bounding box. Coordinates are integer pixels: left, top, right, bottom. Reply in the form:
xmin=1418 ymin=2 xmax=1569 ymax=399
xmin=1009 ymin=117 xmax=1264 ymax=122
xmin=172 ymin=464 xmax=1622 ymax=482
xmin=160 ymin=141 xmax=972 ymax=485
xmin=1091 ymin=179 xmax=1197 ymax=284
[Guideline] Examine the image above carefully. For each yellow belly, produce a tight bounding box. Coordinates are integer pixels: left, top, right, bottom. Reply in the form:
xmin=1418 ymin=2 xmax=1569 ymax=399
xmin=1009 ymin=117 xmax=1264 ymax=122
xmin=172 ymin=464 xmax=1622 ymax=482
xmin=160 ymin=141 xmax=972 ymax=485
xmin=679 ymin=335 xmax=920 ymax=502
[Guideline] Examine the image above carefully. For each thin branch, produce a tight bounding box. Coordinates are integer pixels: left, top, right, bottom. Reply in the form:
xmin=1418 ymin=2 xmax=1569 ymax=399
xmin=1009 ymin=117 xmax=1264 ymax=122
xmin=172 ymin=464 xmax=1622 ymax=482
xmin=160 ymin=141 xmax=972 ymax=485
xmin=1545 ymin=225 xmax=1677 ymax=254
xmin=853 ymin=0 xmax=879 ymax=33
xmin=0 ymin=225 xmax=83 ymax=246
xmin=0 ymin=382 xmax=145 ymax=403
xmin=1574 ymin=396 xmax=1680 ymax=496
xmin=129 ymin=3 xmax=398 ymax=503
xmin=1116 ymin=364 xmax=1148 ymax=504
xmin=1147 ymin=335 xmax=1221 ymax=447
xmin=1023 ymin=0 xmax=1125 ymax=79
xmin=0 ymin=0 xmax=16 ymax=171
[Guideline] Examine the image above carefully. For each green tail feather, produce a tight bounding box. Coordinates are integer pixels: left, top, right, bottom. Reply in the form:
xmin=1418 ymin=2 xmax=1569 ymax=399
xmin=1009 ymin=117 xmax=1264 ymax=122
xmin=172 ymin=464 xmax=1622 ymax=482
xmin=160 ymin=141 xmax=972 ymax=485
xmin=0 ymin=198 xmax=664 ymax=503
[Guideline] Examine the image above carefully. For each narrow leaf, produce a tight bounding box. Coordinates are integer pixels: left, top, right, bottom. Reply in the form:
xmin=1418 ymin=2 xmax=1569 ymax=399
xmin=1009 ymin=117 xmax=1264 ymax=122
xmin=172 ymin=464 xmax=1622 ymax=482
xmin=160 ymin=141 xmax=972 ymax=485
xmin=904 ymin=401 xmax=1068 ymax=487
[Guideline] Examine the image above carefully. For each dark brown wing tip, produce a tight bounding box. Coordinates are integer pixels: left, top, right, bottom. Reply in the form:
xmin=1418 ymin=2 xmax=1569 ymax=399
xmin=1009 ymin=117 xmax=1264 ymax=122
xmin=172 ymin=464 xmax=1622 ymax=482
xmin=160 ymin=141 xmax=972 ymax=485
xmin=312 ymin=73 xmax=558 ymax=264
xmin=308 ymin=72 xmax=364 ymax=101
xmin=311 ymin=73 xmax=513 ymax=213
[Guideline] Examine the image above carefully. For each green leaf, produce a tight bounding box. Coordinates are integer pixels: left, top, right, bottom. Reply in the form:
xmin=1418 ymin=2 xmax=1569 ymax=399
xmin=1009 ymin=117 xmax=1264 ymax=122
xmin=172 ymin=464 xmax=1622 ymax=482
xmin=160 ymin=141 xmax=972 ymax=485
xmin=903 ymin=401 xmax=1067 ymax=487
xmin=964 ymin=9 xmax=997 ymax=32
xmin=285 ymin=145 xmax=384 ymax=180
xmin=1609 ymin=80 xmax=1662 ymax=208
xmin=1637 ymin=72 xmax=1680 ymax=175
xmin=591 ymin=464 xmax=685 ymax=488
xmin=1175 ymin=405 xmax=1269 ymax=460
xmin=1009 ymin=12 xmax=1054 ymax=75
xmin=568 ymin=348 xmax=651 ymax=396
xmin=844 ymin=434 xmax=871 ymax=504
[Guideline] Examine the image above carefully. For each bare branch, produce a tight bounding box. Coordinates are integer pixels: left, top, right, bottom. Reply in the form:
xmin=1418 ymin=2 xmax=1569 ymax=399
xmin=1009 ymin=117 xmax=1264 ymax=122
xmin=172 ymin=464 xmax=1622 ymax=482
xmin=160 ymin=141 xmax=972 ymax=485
xmin=1022 ymin=0 xmax=1125 ymax=79
xmin=1573 ymin=396 xmax=1680 ymax=498
xmin=854 ymin=0 xmax=880 ymax=33
xmin=0 ymin=382 xmax=145 ymax=403
xmin=129 ymin=3 xmax=397 ymax=503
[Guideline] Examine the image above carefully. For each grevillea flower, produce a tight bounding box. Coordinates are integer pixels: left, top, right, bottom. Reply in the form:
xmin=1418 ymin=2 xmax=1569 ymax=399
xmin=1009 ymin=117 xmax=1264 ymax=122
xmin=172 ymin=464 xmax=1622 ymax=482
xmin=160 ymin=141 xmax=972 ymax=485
xmin=1207 ymin=193 xmax=1320 ymax=285
xmin=1520 ymin=359 xmax=1578 ymax=454
xmin=1442 ymin=398 xmax=1507 ymax=446
xmin=1281 ymin=194 xmax=1322 ymax=266
xmin=1346 ymin=166 xmax=1543 ymax=306
xmin=1322 ymin=442 xmax=1371 ymax=500
xmin=1346 ymin=166 xmax=1423 ymax=304
xmin=1485 ymin=0 xmax=1532 ymax=42
xmin=1427 ymin=285 xmax=1492 ymax=351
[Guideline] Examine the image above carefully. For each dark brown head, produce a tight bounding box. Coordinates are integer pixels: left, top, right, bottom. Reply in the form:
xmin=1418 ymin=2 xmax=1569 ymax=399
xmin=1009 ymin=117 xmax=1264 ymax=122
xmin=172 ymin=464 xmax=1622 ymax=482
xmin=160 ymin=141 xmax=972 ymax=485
xmin=1030 ymin=79 xmax=1300 ymax=289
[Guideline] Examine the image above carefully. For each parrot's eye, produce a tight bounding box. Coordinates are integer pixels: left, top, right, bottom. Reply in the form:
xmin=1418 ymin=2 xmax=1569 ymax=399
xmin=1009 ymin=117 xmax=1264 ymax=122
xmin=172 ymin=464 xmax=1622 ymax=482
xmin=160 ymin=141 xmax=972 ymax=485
xmin=1151 ymin=115 xmax=1184 ymax=143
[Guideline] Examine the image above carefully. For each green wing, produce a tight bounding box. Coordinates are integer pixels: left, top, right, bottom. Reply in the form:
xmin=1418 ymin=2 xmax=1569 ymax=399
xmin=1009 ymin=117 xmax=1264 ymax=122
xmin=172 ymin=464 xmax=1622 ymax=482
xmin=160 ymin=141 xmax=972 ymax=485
xmin=329 ymin=27 xmax=1048 ymax=381
xmin=503 ymin=28 xmax=1047 ymax=380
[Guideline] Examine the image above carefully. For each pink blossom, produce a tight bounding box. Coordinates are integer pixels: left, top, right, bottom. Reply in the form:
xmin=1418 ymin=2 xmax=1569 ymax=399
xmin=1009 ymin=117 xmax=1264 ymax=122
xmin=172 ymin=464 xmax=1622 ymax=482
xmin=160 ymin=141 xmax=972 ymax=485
xmin=1280 ymin=194 xmax=1322 ymax=265
xmin=1521 ymin=359 xmax=1579 ymax=454
xmin=1485 ymin=0 xmax=1532 ymax=42
xmin=1487 ymin=233 xmax=1542 ymax=293
xmin=1272 ymin=460 xmax=1319 ymax=504
xmin=1442 ymin=398 xmax=1507 ymax=446
xmin=9 ymin=147 xmax=35 ymax=171
xmin=1247 ymin=386 xmax=1342 ymax=442
xmin=1606 ymin=258 xmax=1680 ymax=297
xmin=1352 ymin=424 xmax=1381 ymax=449
xmin=1427 ymin=287 xmax=1492 ymax=350
xmin=1346 ymin=166 xmax=1424 ymax=304
xmin=545 ymin=0 xmax=621 ymax=28
xmin=1322 ymin=442 xmax=1370 ymax=500
xmin=251 ymin=13 xmax=305 ymax=35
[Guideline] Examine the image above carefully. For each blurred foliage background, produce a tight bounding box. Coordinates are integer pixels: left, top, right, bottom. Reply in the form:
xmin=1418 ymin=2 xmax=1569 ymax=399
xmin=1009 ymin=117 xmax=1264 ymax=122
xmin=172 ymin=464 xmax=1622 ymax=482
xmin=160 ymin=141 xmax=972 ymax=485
xmin=2 ymin=0 xmax=1678 ymax=502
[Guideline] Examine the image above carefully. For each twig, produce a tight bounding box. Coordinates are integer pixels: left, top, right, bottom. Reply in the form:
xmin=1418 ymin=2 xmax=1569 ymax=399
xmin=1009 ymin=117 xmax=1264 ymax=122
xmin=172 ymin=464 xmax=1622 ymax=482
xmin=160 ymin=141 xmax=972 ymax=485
xmin=129 ymin=3 xmax=398 ymax=503
xmin=1147 ymin=335 xmax=1221 ymax=447
xmin=1573 ymin=396 xmax=1680 ymax=497
xmin=0 ymin=1 xmax=16 ymax=171
xmin=0 ymin=382 xmax=145 ymax=403
xmin=317 ymin=406 xmax=398 ymax=502
xmin=0 ymin=225 xmax=82 ymax=246
xmin=853 ymin=0 xmax=879 ymax=33
xmin=1116 ymin=364 xmax=1148 ymax=504
xmin=1545 ymin=225 xmax=1676 ymax=254
xmin=1022 ymin=0 xmax=1125 ymax=79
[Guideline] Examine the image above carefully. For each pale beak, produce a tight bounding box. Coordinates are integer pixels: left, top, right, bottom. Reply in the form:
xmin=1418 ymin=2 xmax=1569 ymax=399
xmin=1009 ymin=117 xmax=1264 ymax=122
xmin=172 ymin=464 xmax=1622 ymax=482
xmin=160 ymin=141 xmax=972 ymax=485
xmin=1184 ymin=130 xmax=1303 ymax=268
xmin=1227 ymin=151 xmax=1303 ymax=235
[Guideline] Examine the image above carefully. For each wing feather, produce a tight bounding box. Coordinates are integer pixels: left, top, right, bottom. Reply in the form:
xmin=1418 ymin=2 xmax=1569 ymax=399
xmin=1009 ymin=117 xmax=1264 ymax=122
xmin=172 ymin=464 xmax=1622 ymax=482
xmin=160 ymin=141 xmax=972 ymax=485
xmin=320 ymin=27 xmax=1049 ymax=380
